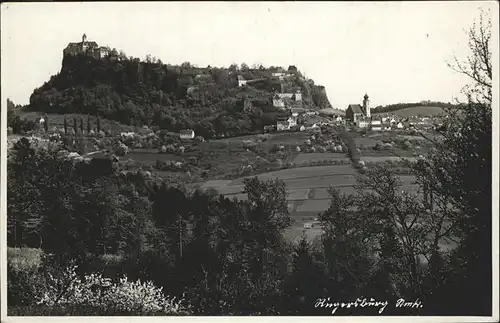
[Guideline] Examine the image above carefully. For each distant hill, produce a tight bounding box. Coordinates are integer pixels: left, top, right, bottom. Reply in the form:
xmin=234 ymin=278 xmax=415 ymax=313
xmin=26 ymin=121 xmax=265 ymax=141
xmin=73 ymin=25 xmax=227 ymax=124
xmin=374 ymin=106 xmax=448 ymax=117
xmin=372 ymin=101 xmax=463 ymax=117
xmin=27 ymin=54 xmax=332 ymax=138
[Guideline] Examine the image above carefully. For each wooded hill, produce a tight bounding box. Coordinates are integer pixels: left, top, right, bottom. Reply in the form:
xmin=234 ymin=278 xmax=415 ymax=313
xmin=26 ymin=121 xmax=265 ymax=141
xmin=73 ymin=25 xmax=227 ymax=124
xmin=28 ymin=55 xmax=332 ymax=138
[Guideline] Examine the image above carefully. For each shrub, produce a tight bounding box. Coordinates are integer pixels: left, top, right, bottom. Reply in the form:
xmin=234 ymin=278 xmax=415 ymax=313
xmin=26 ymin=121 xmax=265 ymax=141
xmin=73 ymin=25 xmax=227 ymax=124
xmin=257 ymin=134 xmax=271 ymax=142
xmin=7 ymin=248 xmax=47 ymax=306
xmin=36 ymin=265 xmax=191 ymax=315
xmin=114 ymin=142 xmax=130 ymax=156
xmin=241 ymin=140 xmax=257 ymax=149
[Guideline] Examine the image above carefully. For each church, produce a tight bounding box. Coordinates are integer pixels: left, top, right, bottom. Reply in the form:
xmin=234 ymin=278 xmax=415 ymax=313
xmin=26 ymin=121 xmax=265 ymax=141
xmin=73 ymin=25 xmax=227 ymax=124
xmin=346 ymin=94 xmax=379 ymax=129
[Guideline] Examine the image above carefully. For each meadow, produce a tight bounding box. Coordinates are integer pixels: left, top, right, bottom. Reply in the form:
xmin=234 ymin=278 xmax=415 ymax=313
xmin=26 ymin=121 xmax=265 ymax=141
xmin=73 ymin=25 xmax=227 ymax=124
xmin=199 ymin=163 xmax=419 ymax=243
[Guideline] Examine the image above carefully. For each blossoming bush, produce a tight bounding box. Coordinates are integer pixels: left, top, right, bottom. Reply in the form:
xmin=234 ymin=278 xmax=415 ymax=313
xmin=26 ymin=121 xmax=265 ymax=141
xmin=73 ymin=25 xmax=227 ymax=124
xmin=38 ymin=265 xmax=191 ymax=315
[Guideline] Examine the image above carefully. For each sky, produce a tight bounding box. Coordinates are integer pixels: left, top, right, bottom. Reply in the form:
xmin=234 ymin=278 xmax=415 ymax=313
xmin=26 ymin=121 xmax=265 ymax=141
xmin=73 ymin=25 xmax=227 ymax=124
xmin=1 ymin=1 xmax=497 ymax=110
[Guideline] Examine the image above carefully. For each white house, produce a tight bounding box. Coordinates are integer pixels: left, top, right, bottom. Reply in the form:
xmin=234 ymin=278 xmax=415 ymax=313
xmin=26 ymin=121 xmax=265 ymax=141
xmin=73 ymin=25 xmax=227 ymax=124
xmin=276 ymin=116 xmax=297 ymax=131
xmin=273 ymin=98 xmax=285 ymax=108
xmin=294 ymin=90 xmax=302 ymax=101
xmin=277 ymin=93 xmax=294 ymax=100
xmin=357 ymin=117 xmax=370 ymax=129
xmin=180 ymin=129 xmax=195 ymax=139
xmin=237 ymin=75 xmax=247 ymax=87
xmin=396 ymin=122 xmax=404 ymax=129
xmin=371 ymin=119 xmax=382 ymax=131
xmin=272 ymin=72 xmax=285 ymax=78
xmin=277 ymin=120 xmax=290 ymax=131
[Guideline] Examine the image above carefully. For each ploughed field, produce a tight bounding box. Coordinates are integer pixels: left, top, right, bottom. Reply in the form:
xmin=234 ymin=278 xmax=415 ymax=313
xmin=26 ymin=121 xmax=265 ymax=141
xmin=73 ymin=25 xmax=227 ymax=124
xmin=196 ymin=164 xmax=419 ymax=243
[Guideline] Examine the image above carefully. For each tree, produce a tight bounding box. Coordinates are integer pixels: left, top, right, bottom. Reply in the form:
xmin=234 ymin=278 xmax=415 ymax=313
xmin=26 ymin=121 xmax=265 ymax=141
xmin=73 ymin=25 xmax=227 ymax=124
xmin=87 ymin=115 xmax=91 ymax=134
xmin=96 ymin=116 xmax=101 ymax=133
xmin=64 ymin=117 xmax=68 ymax=135
xmin=7 ymin=98 xmax=16 ymax=127
xmin=44 ymin=116 xmax=49 ymax=133
xmin=240 ymin=63 xmax=249 ymax=71
xmin=73 ymin=118 xmax=77 ymax=134
xmin=228 ymin=63 xmax=238 ymax=72
xmin=420 ymin=8 xmax=493 ymax=315
xmin=283 ymin=235 xmax=326 ymax=315
xmin=448 ymin=8 xmax=492 ymax=104
xmin=79 ymin=118 xmax=84 ymax=134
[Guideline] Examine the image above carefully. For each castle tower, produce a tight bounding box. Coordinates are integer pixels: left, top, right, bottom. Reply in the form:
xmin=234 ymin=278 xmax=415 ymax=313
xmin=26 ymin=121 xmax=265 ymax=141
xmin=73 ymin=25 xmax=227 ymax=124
xmin=363 ymin=93 xmax=371 ymax=118
xmin=81 ymin=33 xmax=88 ymax=52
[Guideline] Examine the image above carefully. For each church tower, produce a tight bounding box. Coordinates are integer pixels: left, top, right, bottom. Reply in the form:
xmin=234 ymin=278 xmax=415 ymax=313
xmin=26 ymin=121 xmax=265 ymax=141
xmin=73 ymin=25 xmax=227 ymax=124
xmin=82 ymin=33 xmax=87 ymax=43
xmin=363 ymin=93 xmax=371 ymax=118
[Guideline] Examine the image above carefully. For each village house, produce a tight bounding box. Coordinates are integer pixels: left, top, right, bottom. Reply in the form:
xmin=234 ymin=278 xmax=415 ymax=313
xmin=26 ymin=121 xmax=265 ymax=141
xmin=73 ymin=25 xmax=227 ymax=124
xmin=371 ymin=119 xmax=382 ymax=131
xmin=272 ymin=72 xmax=286 ymax=79
xmin=290 ymin=107 xmax=305 ymax=117
xmin=180 ymin=129 xmax=195 ymax=139
xmin=356 ymin=117 xmax=370 ymax=129
xmin=273 ymin=96 xmax=285 ymax=109
xmin=237 ymin=75 xmax=248 ymax=87
xmin=277 ymin=120 xmax=290 ymax=131
xmin=63 ymin=33 xmax=111 ymax=60
xmin=276 ymin=116 xmax=297 ymax=131
xmin=294 ymin=90 xmax=302 ymax=101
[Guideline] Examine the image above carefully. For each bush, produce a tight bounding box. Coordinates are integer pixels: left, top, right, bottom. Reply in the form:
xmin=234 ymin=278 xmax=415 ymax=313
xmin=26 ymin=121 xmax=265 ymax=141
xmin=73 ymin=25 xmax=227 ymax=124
xmin=36 ymin=265 xmax=191 ymax=315
xmin=241 ymin=140 xmax=257 ymax=149
xmin=115 ymin=142 xmax=130 ymax=156
xmin=257 ymin=134 xmax=271 ymax=142
xmin=7 ymin=248 xmax=47 ymax=306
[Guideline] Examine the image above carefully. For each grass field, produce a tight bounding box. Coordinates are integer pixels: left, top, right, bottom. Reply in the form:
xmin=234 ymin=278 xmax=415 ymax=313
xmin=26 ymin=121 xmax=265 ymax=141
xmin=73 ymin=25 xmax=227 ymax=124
xmin=212 ymin=131 xmax=311 ymax=146
xmin=292 ymin=152 xmax=347 ymax=165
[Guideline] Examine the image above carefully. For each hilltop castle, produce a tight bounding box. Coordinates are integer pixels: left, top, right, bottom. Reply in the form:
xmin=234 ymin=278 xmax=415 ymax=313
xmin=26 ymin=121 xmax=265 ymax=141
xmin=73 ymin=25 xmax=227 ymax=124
xmin=63 ymin=34 xmax=115 ymax=60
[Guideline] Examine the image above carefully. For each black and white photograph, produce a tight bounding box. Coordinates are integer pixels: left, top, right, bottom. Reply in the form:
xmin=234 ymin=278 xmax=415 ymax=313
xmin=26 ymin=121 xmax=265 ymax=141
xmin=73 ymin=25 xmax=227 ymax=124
xmin=1 ymin=1 xmax=498 ymax=321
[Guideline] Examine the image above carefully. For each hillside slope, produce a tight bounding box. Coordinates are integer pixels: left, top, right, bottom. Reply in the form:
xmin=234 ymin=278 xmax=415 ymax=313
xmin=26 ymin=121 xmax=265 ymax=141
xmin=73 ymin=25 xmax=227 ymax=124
xmin=372 ymin=101 xmax=462 ymax=117
xmin=28 ymin=55 xmax=332 ymax=138
xmin=373 ymin=105 xmax=448 ymax=117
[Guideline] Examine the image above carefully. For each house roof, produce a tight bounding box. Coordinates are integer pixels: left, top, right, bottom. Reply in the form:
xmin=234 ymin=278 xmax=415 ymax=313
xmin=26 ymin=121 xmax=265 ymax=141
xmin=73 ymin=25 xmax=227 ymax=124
xmin=291 ymin=108 xmax=305 ymax=114
xmin=180 ymin=129 xmax=194 ymax=135
xmin=347 ymin=104 xmax=363 ymax=114
xmin=65 ymin=41 xmax=100 ymax=51
xmin=277 ymin=121 xmax=290 ymax=126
